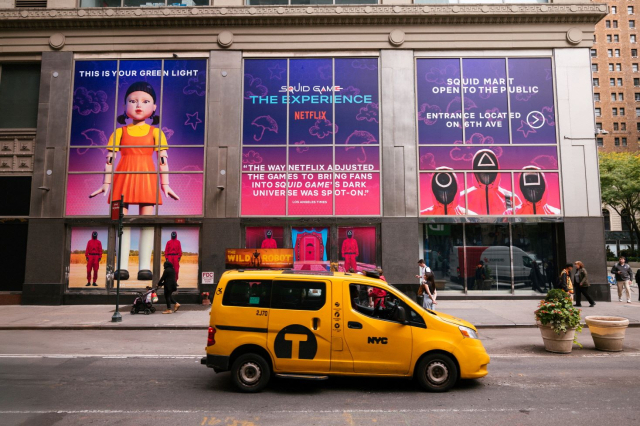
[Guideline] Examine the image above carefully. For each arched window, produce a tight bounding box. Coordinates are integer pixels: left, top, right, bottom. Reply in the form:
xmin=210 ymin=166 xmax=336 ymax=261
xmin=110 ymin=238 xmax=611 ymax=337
xmin=603 ymin=209 xmax=611 ymax=231
xmin=621 ymin=209 xmax=631 ymax=231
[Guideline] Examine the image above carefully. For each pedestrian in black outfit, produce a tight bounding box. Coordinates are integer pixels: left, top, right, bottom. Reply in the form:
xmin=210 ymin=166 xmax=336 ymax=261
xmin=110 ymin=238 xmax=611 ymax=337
xmin=573 ymin=261 xmax=595 ymax=307
xmin=636 ymin=268 xmax=640 ymax=302
xmin=529 ymin=260 xmax=545 ymax=293
xmin=157 ymin=261 xmax=180 ymax=314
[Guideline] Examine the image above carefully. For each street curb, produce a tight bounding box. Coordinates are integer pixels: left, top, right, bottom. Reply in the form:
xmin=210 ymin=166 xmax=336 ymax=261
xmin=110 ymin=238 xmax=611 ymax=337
xmin=1 ymin=323 xmax=639 ymax=331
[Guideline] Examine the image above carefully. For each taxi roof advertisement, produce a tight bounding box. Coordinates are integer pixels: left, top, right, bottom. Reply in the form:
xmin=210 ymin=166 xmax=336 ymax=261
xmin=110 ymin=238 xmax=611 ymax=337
xmin=225 ymin=248 xmax=294 ymax=270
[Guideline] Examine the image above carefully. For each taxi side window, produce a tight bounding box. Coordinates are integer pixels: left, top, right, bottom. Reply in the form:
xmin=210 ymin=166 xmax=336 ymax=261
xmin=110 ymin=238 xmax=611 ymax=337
xmin=271 ymin=280 xmax=326 ymax=311
xmin=222 ymin=280 xmax=272 ymax=308
xmin=348 ymin=284 xmax=426 ymax=328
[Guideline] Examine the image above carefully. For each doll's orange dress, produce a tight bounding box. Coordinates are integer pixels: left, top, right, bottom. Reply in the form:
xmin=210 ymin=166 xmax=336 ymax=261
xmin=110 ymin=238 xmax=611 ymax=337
xmin=108 ymin=125 xmax=163 ymax=205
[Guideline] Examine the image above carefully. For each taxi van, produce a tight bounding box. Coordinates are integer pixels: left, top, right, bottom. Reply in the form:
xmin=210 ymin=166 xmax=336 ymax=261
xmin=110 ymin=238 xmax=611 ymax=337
xmin=202 ymin=270 xmax=489 ymax=393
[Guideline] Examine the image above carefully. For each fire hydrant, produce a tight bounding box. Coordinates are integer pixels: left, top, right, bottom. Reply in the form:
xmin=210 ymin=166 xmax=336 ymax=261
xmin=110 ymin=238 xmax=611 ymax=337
xmin=201 ymin=292 xmax=210 ymax=306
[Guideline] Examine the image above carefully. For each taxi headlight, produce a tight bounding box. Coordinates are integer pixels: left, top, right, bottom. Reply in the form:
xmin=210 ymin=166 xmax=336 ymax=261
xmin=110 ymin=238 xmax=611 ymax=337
xmin=459 ymin=325 xmax=478 ymax=339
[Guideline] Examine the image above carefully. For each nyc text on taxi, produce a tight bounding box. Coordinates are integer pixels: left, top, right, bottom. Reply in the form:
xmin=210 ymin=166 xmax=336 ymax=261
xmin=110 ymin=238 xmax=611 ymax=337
xmin=202 ymin=270 xmax=489 ymax=392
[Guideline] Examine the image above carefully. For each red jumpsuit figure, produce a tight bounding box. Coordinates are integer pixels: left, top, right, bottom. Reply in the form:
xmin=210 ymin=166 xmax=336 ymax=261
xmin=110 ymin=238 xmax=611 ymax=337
xmin=341 ymin=230 xmax=359 ymax=272
xmin=85 ymin=231 xmax=103 ymax=286
xmin=461 ymin=149 xmax=521 ymax=215
xmin=421 ymin=167 xmax=466 ymax=215
xmin=164 ymin=231 xmax=183 ymax=281
xmin=261 ymin=229 xmax=278 ymax=249
xmin=514 ymin=166 xmax=560 ymax=215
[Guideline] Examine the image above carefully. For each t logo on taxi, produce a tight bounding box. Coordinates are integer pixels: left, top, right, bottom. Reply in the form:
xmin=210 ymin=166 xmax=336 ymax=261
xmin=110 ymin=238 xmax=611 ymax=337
xmin=274 ymin=325 xmax=318 ymax=359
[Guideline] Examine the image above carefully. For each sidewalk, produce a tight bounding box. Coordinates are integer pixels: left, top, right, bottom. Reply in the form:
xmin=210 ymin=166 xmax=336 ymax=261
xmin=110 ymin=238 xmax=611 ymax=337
xmin=1 ymin=292 xmax=639 ymax=330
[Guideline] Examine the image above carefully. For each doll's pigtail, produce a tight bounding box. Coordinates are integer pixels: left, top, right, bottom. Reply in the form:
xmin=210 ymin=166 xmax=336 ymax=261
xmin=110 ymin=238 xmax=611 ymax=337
xmin=151 ymin=114 xmax=160 ymax=126
xmin=117 ymin=114 xmax=128 ymax=125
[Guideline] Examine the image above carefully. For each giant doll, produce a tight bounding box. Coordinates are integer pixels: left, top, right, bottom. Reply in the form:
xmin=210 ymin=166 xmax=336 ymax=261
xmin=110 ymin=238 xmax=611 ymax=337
xmin=462 ymin=149 xmax=521 ymax=215
xmin=90 ymin=81 xmax=179 ymax=280
xmin=341 ymin=229 xmax=359 ymax=272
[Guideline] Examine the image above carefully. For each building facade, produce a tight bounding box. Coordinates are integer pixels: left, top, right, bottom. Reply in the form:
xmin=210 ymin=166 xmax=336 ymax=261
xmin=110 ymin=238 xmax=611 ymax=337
xmin=0 ymin=1 xmax=610 ymax=304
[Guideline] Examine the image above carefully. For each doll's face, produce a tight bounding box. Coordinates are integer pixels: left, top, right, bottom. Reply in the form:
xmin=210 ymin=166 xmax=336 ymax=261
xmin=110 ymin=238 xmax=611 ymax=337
xmin=126 ymin=91 xmax=156 ymax=122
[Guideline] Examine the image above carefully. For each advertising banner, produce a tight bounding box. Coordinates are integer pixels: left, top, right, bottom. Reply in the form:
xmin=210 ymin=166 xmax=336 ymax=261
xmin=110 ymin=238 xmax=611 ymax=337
xmin=225 ymin=248 xmax=294 ymax=269
xmin=416 ymin=57 xmax=560 ymax=217
xmin=66 ymin=59 xmax=206 ymax=216
xmin=241 ymin=58 xmax=381 ymax=216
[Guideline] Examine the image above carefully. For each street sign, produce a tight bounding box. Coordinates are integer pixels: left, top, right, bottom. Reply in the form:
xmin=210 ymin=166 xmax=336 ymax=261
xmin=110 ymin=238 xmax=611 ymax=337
xmin=111 ymin=200 xmax=121 ymax=221
xmin=202 ymin=272 xmax=214 ymax=284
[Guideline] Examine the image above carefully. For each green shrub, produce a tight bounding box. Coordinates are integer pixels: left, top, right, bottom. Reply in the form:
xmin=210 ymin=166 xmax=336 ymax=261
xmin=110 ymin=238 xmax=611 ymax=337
xmin=535 ymin=289 xmax=583 ymax=346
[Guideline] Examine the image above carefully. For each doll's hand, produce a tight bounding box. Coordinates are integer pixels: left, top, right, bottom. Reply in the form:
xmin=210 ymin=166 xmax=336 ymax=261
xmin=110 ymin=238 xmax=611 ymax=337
xmin=90 ymin=184 xmax=110 ymax=198
xmin=162 ymin=184 xmax=180 ymax=201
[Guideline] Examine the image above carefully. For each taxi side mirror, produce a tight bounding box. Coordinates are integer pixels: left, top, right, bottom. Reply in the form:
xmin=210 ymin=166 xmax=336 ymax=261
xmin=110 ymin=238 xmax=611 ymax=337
xmin=394 ymin=306 xmax=407 ymax=324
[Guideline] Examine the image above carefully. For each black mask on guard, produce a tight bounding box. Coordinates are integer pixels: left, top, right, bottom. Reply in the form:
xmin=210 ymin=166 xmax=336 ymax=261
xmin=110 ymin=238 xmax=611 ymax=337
xmin=92 ymin=231 xmax=98 ymax=239
xmin=473 ymin=150 xmax=499 ymax=186
xmin=520 ymin=167 xmax=546 ymax=204
xmin=171 ymin=232 xmax=177 ymax=240
xmin=347 ymin=230 xmax=353 ymax=238
xmin=431 ymin=168 xmax=458 ymax=206
xmin=266 ymin=230 xmax=272 ymax=238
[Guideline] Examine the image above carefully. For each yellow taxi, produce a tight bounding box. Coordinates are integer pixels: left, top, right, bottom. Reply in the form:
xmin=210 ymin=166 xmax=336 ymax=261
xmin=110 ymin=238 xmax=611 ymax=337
xmin=202 ymin=270 xmax=489 ymax=392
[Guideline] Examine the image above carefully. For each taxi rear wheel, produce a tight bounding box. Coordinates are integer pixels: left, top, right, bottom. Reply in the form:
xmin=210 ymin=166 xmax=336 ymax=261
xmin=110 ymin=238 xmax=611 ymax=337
xmin=230 ymin=353 xmax=271 ymax=393
xmin=415 ymin=353 xmax=458 ymax=392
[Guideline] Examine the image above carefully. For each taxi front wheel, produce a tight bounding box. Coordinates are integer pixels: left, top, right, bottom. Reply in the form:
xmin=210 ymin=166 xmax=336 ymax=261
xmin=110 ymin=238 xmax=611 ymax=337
xmin=231 ymin=353 xmax=271 ymax=393
xmin=415 ymin=353 xmax=458 ymax=392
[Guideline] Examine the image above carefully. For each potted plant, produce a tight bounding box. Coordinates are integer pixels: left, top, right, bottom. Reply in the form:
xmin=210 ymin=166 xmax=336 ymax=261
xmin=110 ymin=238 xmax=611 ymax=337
xmin=584 ymin=316 xmax=630 ymax=352
xmin=534 ymin=289 xmax=583 ymax=353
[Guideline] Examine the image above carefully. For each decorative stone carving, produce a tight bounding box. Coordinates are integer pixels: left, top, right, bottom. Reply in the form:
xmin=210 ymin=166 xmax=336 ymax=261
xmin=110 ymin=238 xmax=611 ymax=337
xmin=217 ymin=30 xmax=233 ymax=48
xmin=566 ymin=27 xmax=583 ymax=45
xmin=389 ymin=29 xmax=405 ymax=46
xmin=49 ymin=33 xmax=65 ymax=50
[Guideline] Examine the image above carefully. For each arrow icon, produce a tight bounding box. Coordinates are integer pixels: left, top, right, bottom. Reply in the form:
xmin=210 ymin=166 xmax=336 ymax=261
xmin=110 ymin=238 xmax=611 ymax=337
xmin=526 ymin=111 xmax=545 ymax=129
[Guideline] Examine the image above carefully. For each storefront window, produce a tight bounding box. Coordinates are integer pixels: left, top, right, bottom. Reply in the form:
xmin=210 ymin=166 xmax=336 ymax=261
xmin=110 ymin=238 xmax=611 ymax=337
xmin=292 ymin=227 xmax=330 ymax=271
xmin=66 ymin=59 xmax=206 ymax=217
xmin=160 ymin=227 xmax=199 ymax=289
xmin=241 ymin=57 xmax=381 ymax=216
xmin=465 ymin=224 xmax=511 ymax=293
xmin=511 ymin=223 xmax=557 ymax=294
xmin=69 ymin=227 xmax=109 ymax=288
xmin=423 ymin=224 xmax=464 ymax=291
xmin=115 ymin=226 xmax=156 ymax=289
xmin=338 ymin=226 xmax=377 ymax=272
xmin=245 ymin=226 xmax=284 ymax=249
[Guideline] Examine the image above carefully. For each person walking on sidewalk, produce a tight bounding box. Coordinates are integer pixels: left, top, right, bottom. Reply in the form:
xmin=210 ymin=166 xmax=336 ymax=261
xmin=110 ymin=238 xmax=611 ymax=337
xmin=419 ymin=271 xmax=438 ymax=311
xmin=573 ymin=261 xmax=595 ymax=307
xmin=558 ymin=263 xmax=574 ymax=301
xmin=157 ymin=261 xmax=180 ymax=314
xmin=636 ymin=268 xmax=640 ymax=302
xmin=611 ymin=256 xmax=632 ymax=303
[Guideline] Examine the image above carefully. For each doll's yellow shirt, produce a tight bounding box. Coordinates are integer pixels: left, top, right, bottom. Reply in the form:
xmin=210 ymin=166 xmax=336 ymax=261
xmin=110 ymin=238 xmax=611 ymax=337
xmin=107 ymin=124 xmax=168 ymax=152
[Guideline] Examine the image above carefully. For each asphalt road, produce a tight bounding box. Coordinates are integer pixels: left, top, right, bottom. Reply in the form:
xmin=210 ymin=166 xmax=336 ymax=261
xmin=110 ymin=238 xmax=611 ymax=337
xmin=1 ymin=329 xmax=639 ymax=426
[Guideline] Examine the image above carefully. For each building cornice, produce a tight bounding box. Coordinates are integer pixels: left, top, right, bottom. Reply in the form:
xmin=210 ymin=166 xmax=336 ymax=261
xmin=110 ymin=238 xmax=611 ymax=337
xmin=0 ymin=4 xmax=608 ymax=30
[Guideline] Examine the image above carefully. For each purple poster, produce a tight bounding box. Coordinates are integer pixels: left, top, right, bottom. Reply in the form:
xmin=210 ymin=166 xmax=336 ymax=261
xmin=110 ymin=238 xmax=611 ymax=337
xmin=509 ymin=58 xmax=556 ymax=144
xmin=241 ymin=58 xmax=381 ymax=216
xmin=66 ymin=59 xmax=206 ymax=217
xmin=419 ymin=145 xmax=558 ymax=171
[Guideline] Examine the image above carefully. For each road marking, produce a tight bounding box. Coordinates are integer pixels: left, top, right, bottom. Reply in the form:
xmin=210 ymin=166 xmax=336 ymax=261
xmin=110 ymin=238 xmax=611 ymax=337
xmin=0 ymin=354 xmax=201 ymax=359
xmin=490 ymin=352 xmax=640 ymax=358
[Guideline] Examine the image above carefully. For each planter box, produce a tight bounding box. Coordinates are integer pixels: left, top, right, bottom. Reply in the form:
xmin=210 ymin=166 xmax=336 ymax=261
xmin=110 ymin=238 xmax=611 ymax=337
xmin=585 ymin=316 xmax=629 ymax=352
xmin=538 ymin=323 xmax=576 ymax=354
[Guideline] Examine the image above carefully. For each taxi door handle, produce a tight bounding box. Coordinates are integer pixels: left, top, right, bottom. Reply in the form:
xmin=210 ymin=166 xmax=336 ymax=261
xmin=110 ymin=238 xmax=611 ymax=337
xmin=348 ymin=321 xmax=362 ymax=329
xmin=313 ymin=317 xmax=319 ymax=330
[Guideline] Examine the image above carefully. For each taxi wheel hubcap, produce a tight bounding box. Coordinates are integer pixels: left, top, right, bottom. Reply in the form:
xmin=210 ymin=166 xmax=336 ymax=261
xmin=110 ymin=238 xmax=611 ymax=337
xmin=426 ymin=361 xmax=449 ymax=385
xmin=239 ymin=362 xmax=261 ymax=386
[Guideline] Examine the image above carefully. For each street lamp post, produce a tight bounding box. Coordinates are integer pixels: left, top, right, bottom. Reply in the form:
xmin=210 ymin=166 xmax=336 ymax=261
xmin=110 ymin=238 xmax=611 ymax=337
xmin=111 ymin=195 xmax=124 ymax=323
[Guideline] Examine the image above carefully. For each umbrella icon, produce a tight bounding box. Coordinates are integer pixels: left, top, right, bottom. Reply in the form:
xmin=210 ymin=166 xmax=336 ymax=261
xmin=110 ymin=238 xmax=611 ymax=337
xmin=251 ymin=116 xmax=278 ymax=142
xmin=345 ymin=130 xmax=377 ymax=163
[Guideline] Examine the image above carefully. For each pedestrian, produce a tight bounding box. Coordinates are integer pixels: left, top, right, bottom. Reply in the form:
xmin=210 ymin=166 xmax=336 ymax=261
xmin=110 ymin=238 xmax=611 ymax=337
xmin=529 ymin=260 xmax=544 ymax=292
xmin=573 ymin=261 xmax=595 ymax=307
xmin=376 ymin=267 xmax=386 ymax=282
xmin=611 ymin=256 xmax=633 ymax=303
xmin=419 ymin=271 xmax=438 ymax=310
xmin=473 ymin=260 xmax=486 ymax=290
xmin=636 ymin=268 xmax=640 ymax=302
xmin=558 ymin=263 xmax=574 ymax=301
xmin=157 ymin=261 xmax=180 ymax=314
xmin=416 ymin=259 xmax=431 ymax=299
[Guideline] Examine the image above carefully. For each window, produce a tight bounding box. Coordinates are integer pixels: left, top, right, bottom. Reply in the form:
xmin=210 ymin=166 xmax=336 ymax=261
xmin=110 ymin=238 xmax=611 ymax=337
xmin=596 ymin=122 xmax=603 ymax=130
xmin=633 ymin=49 xmax=638 ymax=57
xmin=630 ymin=20 xmax=636 ymax=29
xmin=628 ymin=6 xmax=634 ymax=14
xmin=632 ymin=35 xmax=637 ymax=43
xmin=593 ymin=78 xmax=600 ymax=87
xmin=613 ymin=122 xmax=619 ymax=131
xmin=594 ymin=93 xmax=601 ymax=101
xmin=0 ymin=63 xmax=41 ymax=129
xmin=620 ymin=107 xmax=625 ymax=115
xmin=608 ymin=49 xmax=613 ymax=57
xmin=606 ymin=20 xmax=611 ymax=28
xmin=607 ymin=35 xmax=612 ymax=43
xmin=614 ymin=20 xmax=619 ymax=28
xmin=595 ymin=107 xmax=602 ymax=117
xmin=634 ymin=63 xmax=639 ymax=72
xmin=636 ymin=93 xmax=640 ymax=101
xmin=615 ymin=49 xmax=621 ymax=57
xmin=615 ymin=137 xmax=620 ymax=146
xmin=622 ymin=137 xmax=627 ymax=146
xmin=348 ymin=284 xmax=425 ymax=327
xmin=594 ymin=34 xmax=597 ymax=43
xmin=618 ymin=78 xmax=624 ymax=86
xmin=271 ymin=280 xmax=326 ymax=311
xmin=592 ymin=64 xmax=599 ymax=72
xmin=79 ymin=0 xmax=210 ymax=6
xmin=621 ymin=122 xmax=626 ymax=130
xmin=614 ymin=35 xmax=620 ymax=42
xmin=619 ymin=92 xmax=624 ymax=100
xmin=609 ymin=63 xmax=615 ymax=71
xmin=0 ymin=177 xmax=31 ymax=216
xmin=636 ymin=107 xmax=640 ymax=116
xmin=637 ymin=122 xmax=640 ymax=130
xmin=603 ymin=209 xmax=611 ymax=231
xmin=616 ymin=63 xmax=622 ymax=71
xmin=611 ymin=93 xmax=617 ymax=101
xmin=610 ymin=78 xmax=616 ymax=86
xmin=635 ymin=77 xmax=640 ymax=86
xmin=613 ymin=107 xmax=618 ymax=116
xmin=612 ymin=6 xmax=617 ymax=14
xmin=597 ymin=138 xmax=604 ymax=147
xmin=222 ymin=280 xmax=272 ymax=308
xmin=591 ymin=49 xmax=597 ymax=57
